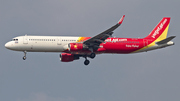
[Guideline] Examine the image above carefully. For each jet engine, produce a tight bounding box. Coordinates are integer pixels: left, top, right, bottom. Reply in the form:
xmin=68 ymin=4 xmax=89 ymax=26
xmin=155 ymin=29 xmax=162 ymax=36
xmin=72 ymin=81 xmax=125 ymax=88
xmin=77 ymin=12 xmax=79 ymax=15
xmin=60 ymin=53 xmax=79 ymax=62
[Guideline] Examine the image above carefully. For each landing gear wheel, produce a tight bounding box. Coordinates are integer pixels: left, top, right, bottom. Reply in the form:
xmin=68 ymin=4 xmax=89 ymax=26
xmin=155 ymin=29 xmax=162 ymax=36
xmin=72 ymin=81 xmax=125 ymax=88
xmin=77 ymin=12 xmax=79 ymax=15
xmin=84 ymin=60 xmax=90 ymax=65
xmin=23 ymin=56 xmax=26 ymax=60
xmin=90 ymin=53 xmax=96 ymax=59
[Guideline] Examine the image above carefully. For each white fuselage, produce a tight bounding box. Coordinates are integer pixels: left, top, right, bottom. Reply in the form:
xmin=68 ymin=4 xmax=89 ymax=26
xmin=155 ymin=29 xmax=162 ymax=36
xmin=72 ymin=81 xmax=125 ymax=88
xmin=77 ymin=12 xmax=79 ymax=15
xmin=5 ymin=36 xmax=80 ymax=52
xmin=5 ymin=35 xmax=174 ymax=53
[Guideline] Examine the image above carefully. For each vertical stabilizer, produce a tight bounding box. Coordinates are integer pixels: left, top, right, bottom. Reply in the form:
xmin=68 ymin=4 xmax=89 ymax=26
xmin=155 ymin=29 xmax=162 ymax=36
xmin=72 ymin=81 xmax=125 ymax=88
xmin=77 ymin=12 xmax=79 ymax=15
xmin=145 ymin=17 xmax=170 ymax=41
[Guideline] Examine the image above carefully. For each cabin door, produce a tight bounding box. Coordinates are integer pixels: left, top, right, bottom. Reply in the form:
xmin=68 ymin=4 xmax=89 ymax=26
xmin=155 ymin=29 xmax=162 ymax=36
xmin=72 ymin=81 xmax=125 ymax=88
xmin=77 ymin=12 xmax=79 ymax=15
xmin=143 ymin=39 xmax=149 ymax=47
xmin=57 ymin=37 xmax=61 ymax=45
xmin=23 ymin=35 xmax=28 ymax=44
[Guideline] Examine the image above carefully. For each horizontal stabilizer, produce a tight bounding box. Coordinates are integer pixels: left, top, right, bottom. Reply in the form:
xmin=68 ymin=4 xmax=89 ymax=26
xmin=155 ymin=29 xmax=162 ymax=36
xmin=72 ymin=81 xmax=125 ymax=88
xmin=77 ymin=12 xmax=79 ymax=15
xmin=156 ymin=36 xmax=176 ymax=45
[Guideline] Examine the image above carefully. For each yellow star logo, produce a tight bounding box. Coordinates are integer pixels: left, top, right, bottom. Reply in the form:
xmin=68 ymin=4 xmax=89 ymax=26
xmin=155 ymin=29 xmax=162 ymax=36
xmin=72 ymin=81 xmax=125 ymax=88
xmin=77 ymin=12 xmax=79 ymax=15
xmin=74 ymin=45 xmax=77 ymax=49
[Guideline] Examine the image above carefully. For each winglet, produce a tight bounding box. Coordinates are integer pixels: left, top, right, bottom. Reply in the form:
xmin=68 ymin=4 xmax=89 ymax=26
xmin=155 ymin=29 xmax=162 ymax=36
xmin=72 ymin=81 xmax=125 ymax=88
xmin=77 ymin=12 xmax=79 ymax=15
xmin=118 ymin=15 xmax=125 ymax=24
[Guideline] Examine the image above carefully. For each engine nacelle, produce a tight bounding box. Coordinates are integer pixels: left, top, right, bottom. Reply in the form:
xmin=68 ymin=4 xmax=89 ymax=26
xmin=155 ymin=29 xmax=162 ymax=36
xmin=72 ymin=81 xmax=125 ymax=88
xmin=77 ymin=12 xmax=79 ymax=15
xmin=60 ymin=53 xmax=79 ymax=62
xmin=69 ymin=43 xmax=86 ymax=51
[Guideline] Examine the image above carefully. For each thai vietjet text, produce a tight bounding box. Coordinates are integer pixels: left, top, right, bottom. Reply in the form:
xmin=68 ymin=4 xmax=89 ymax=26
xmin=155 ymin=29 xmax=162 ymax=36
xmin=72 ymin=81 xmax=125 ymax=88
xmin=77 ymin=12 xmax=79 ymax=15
xmin=126 ymin=45 xmax=139 ymax=48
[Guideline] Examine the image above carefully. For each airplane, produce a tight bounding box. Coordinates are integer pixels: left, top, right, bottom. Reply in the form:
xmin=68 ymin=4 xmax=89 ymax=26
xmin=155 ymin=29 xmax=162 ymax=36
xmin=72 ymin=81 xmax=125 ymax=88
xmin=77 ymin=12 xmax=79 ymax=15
xmin=5 ymin=15 xmax=176 ymax=65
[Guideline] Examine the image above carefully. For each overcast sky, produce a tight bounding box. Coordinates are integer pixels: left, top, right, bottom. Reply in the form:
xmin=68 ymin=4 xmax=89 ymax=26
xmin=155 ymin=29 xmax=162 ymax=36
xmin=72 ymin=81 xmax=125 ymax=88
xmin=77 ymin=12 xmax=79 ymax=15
xmin=1 ymin=0 xmax=180 ymax=101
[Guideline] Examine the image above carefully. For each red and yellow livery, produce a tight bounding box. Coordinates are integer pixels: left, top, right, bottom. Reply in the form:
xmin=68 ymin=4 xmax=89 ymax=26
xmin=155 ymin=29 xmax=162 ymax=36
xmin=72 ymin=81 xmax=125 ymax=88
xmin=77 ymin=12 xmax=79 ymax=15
xmin=5 ymin=16 xmax=175 ymax=65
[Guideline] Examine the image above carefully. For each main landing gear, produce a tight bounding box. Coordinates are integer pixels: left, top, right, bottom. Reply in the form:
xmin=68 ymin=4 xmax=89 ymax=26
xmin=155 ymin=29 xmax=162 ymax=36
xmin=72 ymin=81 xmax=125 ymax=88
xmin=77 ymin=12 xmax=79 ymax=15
xmin=83 ymin=52 xmax=96 ymax=66
xmin=84 ymin=57 xmax=90 ymax=65
xmin=89 ymin=53 xmax=96 ymax=59
xmin=23 ymin=51 xmax=27 ymax=60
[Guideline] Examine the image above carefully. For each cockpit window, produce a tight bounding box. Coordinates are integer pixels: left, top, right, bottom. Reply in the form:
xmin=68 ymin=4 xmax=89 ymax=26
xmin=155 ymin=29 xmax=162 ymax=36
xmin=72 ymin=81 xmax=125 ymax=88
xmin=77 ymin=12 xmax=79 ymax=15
xmin=12 ymin=39 xmax=18 ymax=41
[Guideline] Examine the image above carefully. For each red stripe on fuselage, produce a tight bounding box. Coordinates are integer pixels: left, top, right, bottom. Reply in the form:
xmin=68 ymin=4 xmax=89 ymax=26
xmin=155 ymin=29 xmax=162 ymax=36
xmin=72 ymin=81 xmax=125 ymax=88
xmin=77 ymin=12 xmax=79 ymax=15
xmin=102 ymin=38 xmax=149 ymax=53
xmin=66 ymin=37 xmax=154 ymax=54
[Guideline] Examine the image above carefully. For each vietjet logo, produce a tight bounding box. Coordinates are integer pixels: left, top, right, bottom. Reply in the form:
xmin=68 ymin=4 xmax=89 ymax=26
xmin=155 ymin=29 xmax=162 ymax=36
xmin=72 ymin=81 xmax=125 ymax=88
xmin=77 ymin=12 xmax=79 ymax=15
xmin=152 ymin=19 xmax=167 ymax=38
xmin=105 ymin=38 xmax=127 ymax=42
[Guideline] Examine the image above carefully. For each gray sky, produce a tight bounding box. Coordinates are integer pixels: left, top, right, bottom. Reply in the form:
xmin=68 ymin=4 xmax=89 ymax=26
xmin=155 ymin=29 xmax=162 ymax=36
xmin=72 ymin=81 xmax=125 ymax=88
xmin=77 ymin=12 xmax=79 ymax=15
xmin=1 ymin=0 xmax=180 ymax=101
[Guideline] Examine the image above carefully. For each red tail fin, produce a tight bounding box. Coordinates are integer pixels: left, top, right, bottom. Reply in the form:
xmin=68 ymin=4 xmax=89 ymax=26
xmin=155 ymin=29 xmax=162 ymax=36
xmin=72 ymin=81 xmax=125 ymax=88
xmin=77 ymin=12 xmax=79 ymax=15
xmin=145 ymin=17 xmax=170 ymax=41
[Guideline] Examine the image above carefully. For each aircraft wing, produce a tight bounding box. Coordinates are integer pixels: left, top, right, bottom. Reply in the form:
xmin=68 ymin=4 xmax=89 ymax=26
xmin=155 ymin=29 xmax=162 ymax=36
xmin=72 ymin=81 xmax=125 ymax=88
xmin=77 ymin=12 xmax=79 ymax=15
xmin=83 ymin=15 xmax=125 ymax=50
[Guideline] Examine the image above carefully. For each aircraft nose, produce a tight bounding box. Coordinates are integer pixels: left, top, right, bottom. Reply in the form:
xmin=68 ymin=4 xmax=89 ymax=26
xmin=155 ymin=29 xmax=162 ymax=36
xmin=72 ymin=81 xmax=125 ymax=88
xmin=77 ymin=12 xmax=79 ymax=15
xmin=5 ymin=42 xmax=11 ymax=49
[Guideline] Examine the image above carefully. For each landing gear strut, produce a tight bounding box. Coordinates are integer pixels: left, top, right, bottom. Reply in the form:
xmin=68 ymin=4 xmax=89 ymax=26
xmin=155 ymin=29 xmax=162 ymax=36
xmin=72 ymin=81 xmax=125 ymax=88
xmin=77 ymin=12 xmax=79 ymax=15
xmin=84 ymin=57 xmax=90 ymax=65
xmin=89 ymin=48 xmax=96 ymax=59
xmin=23 ymin=51 xmax=27 ymax=60
xmin=83 ymin=52 xmax=96 ymax=65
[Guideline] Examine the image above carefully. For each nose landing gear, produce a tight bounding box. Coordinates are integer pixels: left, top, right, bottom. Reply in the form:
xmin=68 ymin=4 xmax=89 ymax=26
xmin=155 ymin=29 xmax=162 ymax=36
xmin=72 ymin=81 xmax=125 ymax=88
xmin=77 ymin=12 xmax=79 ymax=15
xmin=23 ymin=51 xmax=27 ymax=60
